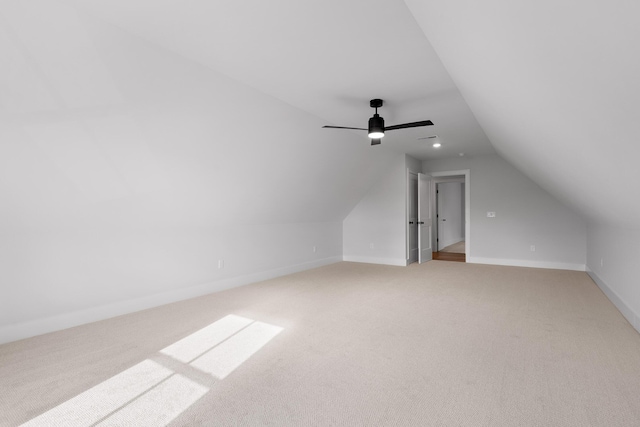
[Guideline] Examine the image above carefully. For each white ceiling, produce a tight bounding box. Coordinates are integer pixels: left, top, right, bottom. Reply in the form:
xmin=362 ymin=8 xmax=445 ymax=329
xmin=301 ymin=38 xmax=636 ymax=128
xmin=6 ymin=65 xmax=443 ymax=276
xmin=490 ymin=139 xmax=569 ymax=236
xmin=60 ymin=0 xmax=495 ymax=160
xmin=0 ymin=0 xmax=399 ymax=228
xmin=2 ymin=0 xmax=638 ymax=229
xmin=405 ymin=0 xmax=640 ymax=227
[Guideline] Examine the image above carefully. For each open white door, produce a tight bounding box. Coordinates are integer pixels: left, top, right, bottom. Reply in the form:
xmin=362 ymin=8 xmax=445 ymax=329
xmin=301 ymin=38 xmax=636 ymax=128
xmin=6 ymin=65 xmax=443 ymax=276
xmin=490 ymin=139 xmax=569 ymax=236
xmin=408 ymin=173 xmax=419 ymax=264
xmin=418 ymin=173 xmax=433 ymax=263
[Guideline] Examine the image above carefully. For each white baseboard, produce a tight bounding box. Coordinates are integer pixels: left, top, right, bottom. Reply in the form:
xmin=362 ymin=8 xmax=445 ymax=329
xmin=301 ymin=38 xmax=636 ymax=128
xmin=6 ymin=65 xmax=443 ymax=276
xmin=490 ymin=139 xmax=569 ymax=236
xmin=468 ymin=256 xmax=586 ymax=271
xmin=342 ymin=255 xmax=408 ymax=267
xmin=587 ymin=267 xmax=640 ymax=333
xmin=0 ymin=256 xmax=342 ymax=345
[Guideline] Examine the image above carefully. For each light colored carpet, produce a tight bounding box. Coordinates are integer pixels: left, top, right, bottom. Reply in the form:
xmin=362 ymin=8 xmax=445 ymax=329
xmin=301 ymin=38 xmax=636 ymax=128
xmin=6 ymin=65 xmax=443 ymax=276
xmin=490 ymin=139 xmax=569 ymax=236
xmin=441 ymin=240 xmax=465 ymax=253
xmin=2 ymin=261 xmax=640 ymax=426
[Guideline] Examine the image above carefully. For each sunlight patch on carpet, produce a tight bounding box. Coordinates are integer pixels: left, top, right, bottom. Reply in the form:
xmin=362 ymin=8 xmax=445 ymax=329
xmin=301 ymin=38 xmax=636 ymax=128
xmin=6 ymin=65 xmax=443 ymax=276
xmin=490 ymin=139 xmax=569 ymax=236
xmin=21 ymin=360 xmax=174 ymax=427
xmin=190 ymin=321 xmax=283 ymax=379
xmin=21 ymin=315 xmax=282 ymax=426
xmin=160 ymin=314 xmax=253 ymax=363
xmin=95 ymin=374 xmax=208 ymax=427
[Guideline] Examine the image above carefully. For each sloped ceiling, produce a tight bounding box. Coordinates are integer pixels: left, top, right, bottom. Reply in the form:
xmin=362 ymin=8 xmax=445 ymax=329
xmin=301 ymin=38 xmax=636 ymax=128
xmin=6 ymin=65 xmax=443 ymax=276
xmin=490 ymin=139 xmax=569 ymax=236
xmin=0 ymin=0 xmax=396 ymax=229
xmin=0 ymin=0 xmax=496 ymax=231
xmin=4 ymin=0 xmax=633 ymax=232
xmin=405 ymin=0 xmax=640 ymax=228
xmin=58 ymin=0 xmax=495 ymax=159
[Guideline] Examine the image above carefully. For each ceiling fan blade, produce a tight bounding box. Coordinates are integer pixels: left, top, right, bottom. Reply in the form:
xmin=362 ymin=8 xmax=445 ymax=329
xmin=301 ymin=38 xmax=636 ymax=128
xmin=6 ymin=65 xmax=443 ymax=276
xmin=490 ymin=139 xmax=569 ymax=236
xmin=385 ymin=120 xmax=434 ymax=131
xmin=370 ymin=139 xmax=382 ymax=146
xmin=322 ymin=125 xmax=367 ymax=130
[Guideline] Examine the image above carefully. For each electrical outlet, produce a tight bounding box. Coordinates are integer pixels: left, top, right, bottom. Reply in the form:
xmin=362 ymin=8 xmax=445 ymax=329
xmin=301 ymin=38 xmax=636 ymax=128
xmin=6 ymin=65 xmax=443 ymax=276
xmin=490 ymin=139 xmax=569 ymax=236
xmin=530 ymin=245 xmax=536 ymax=252
xmin=218 ymin=259 xmax=224 ymax=269
xmin=601 ymin=258 xmax=604 ymax=268
xmin=370 ymin=243 xmax=375 ymax=250
xmin=313 ymin=246 xmax=317 ymax=253
xmin=487 ymin=212 xmax=496 ymax=218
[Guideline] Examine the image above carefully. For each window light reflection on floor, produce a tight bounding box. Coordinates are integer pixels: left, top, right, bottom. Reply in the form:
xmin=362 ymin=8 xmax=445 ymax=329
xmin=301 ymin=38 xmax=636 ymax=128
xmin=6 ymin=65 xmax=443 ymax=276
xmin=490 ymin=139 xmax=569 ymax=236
xmin=160 ymin=314 xmax=253 ymax=363
xmin=95 ymin=374 xmax=208 ymax=427
xmin=190 ymin=320 xmax=283 ymax=379
xmin=21 ymin=315 xmax=283 ymax=427
xmin=21 ymin=360 xmax=173 ymax=427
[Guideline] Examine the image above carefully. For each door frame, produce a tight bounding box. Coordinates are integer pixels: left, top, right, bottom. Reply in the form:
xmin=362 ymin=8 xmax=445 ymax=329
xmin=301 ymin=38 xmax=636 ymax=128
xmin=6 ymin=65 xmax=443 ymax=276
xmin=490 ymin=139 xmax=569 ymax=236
xmin=435 ymin=179 xmax=465 ymax=251
xmin=429 ymin=170 xmax=470 ymax=257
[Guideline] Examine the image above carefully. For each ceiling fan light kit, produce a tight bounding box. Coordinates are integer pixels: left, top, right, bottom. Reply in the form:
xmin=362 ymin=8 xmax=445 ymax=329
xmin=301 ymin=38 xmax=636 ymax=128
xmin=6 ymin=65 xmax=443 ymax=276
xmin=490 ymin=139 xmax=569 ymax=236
xmin=367 ymin=115 xmax=385 ymax=138
xmin=323 ymin=99 xmax=433 ymax=146
xmin=367 ymin=99 xmax=385 ymax=139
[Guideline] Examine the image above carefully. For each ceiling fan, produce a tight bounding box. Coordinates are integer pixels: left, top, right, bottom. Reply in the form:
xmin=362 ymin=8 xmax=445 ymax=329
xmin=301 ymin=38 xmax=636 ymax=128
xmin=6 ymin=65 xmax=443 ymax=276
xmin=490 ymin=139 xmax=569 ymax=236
xmin=323 ymin=99 xmax=434 ymax=145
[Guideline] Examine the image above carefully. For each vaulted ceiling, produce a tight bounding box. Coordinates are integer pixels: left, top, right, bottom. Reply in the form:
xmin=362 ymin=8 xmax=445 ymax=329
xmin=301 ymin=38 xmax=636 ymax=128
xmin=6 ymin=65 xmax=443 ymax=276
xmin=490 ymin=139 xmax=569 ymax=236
xmin=405 ymin=0 xmax=640 ymax=228
xmin=58 ymin=0 xmax=495 ymax=160
xmin=1 ymin=0 xmax=637 ymax=229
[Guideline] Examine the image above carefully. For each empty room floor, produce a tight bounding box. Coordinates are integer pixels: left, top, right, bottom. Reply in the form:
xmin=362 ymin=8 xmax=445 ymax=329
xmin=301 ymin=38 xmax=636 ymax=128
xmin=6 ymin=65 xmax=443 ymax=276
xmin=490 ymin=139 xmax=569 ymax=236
xmin=2 ymin=261 xmax=640 ymax=426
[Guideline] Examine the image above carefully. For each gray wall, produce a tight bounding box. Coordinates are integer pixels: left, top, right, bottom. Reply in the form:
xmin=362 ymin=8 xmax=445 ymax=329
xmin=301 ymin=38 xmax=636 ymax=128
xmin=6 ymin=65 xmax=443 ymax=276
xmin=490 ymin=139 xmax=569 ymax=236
xmin=586 ymin=223 xmax=640 ymax=332
xmin=343 ymin=154 xmax=407 ymax=265
xmin=0 ymin=223 xmax=343 ymax=344
xmin=405 ymin=154 xmax=423 ymax=175
xmin=424 ymin=154 xmax=587 ymax=270
xmin=0 ymin=14 xmax=398 ymax=344
xmin=343 ymin=154 xmax=421 ymax=266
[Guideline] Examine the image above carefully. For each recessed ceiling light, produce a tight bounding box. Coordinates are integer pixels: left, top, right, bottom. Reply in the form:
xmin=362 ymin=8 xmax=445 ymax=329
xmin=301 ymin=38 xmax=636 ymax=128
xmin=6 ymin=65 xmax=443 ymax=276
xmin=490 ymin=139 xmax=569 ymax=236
xmin=459 ymin=152 xmax=465 ymax=157
xmin=433 ymin=142 xmax=441 ymax=148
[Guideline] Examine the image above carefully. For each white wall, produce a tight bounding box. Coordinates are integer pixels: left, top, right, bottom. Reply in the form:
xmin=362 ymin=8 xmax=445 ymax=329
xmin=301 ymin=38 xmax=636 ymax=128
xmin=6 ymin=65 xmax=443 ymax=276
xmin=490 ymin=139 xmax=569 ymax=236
xmin=343 ymin=154 xmax=406 ymax=265
xmin=406 ymin=0 xmax=640 ymax=232
xmin=424 ymin=154 xmax=587 ymax=270
xmin=406 ymin=154 xmax=423 ymax=175
xmin=343 ymin=154 xmax=420 ymax=266
xmin=0 ymin=223 xmax=341 ymax=344
xmin=586 ymin=223 xmax=640 ymax=333
xmin=0 ymin=5 xmax=396 ymax=344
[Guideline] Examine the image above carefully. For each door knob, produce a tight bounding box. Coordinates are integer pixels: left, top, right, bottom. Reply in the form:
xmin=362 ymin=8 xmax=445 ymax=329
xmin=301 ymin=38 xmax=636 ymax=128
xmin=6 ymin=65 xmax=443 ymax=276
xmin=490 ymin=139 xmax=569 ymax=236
xmin=418 ymin=221 xmax=424 ymax=225
xmin=442 ymin=219 xmax=446 ymax=221
xmin=409 ymin=221 xmax=414 ymax=225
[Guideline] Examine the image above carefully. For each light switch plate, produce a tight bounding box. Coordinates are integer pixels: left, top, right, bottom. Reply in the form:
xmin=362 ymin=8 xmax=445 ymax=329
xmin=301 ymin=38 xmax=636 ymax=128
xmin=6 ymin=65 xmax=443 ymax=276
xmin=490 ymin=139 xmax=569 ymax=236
xmin=487 ymin=212 xmax=496 ymax=218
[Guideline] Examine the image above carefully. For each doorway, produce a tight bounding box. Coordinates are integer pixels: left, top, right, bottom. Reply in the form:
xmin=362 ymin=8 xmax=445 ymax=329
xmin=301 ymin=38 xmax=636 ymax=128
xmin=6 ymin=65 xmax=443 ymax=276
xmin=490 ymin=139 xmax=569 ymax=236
xmin=430 ymin=170 xmax=470 ymax=263
xmin=436 ymin=181 xmax=465 ymax=251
